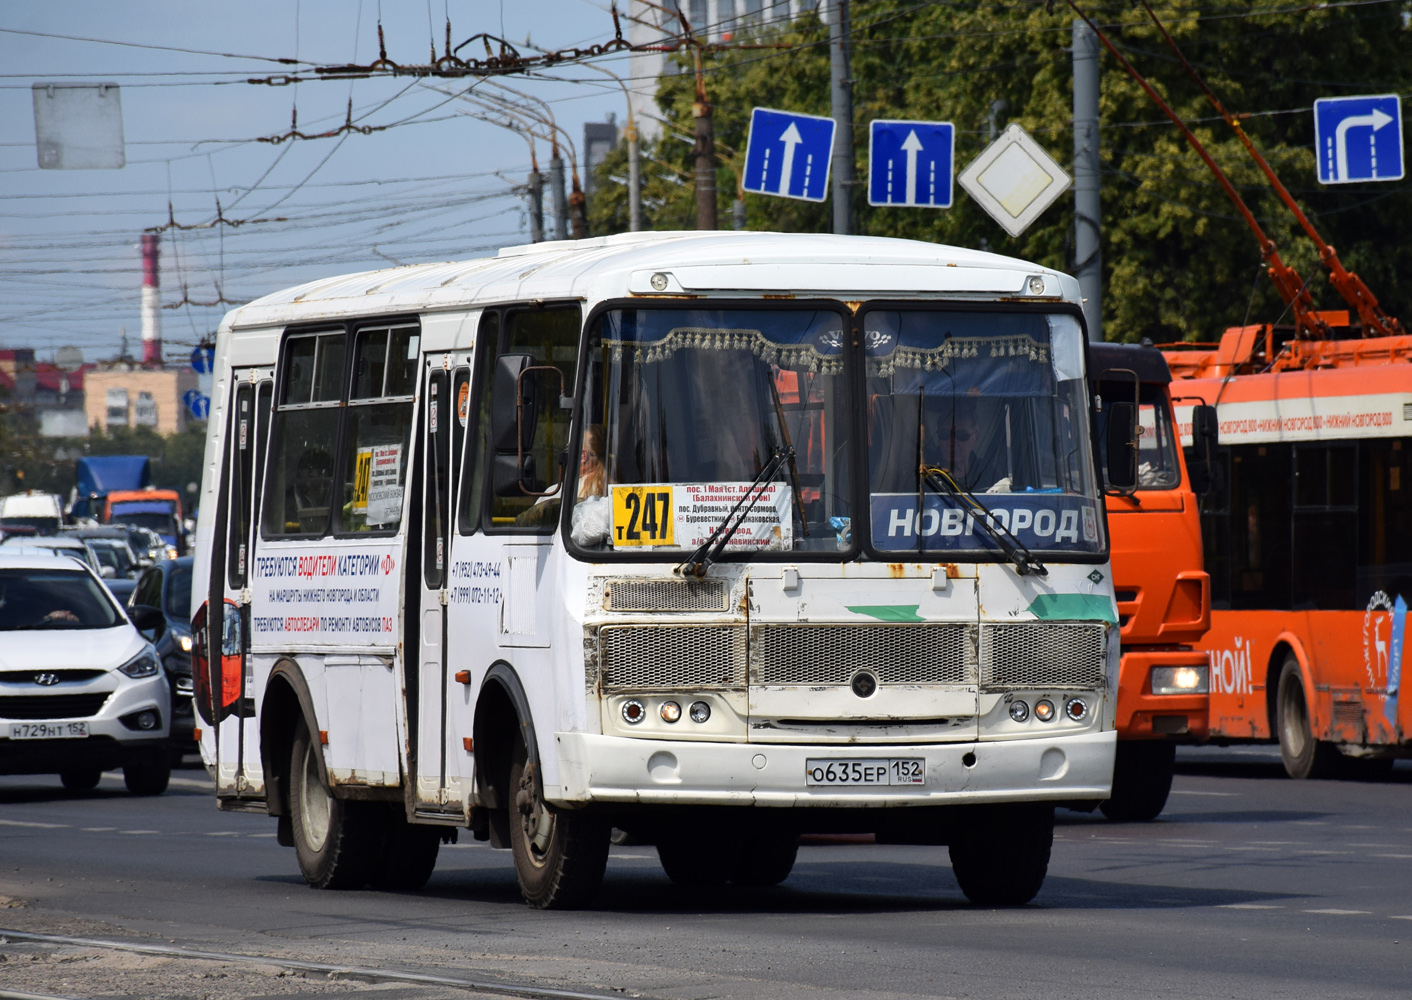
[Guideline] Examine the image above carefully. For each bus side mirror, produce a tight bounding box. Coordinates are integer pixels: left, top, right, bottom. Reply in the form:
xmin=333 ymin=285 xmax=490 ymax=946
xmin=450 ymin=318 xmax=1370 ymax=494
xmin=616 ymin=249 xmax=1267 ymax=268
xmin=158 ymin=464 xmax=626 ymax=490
xmin=492 ymin=453 xmax=542 ymax=497
xmin=1106 ymin=401 xmax=1139 ymax=491
xmin=1186 ymin=404 xmax=1219 ymax=494
xmin=491 ymin=354 xmax=536 ymax=453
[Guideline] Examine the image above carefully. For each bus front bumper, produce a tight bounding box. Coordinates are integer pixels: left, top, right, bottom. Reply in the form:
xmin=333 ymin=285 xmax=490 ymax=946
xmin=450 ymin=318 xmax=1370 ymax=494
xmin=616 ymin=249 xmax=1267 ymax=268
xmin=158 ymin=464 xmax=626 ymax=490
xmin=549 ymin=730 xmax=1115 ymax=808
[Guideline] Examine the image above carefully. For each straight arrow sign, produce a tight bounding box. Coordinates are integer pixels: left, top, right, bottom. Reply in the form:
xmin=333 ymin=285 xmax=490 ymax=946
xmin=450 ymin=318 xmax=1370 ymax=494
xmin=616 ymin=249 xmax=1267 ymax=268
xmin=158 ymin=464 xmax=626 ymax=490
xmin=741 ymin=107 xmax=834 ymax=202
xmin=900 ymin=129 xmax=924 ymax=205
xmin=778 ymin=122 xmax=803 ymax=196
xmin=868 ymin=119 xmax=954 ymax=209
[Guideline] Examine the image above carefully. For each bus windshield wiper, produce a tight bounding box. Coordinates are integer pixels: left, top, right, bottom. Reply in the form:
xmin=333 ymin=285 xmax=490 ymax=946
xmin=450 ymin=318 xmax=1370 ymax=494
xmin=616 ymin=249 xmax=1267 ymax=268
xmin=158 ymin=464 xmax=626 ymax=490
xmin=921 ymin=466 xmax=1048 ymax=577
xmin=677 ymin=446 xmax=794 ymax=578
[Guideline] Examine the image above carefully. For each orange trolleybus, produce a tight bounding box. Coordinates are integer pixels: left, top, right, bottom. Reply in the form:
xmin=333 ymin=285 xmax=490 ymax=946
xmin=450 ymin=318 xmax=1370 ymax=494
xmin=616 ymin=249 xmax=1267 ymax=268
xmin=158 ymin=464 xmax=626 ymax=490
xmin=1165 ymin=322 xmax=1412 ymax=778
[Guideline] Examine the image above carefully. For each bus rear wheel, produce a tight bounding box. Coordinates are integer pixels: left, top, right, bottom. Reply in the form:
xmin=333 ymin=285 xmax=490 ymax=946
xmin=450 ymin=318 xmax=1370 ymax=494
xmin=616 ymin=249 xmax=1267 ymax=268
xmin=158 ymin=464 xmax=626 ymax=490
xmin=1277 ymin=656 xmax=1340 ymax=780
xmin=948 ymin=803 xmax=1053 ymax=906
xmin=1100 ymin=741 xmax=1176 ymax=822
xmin=730 ymin=830 xmax=798 ymax=887
xmin=508 ymin=740 xmax=608 ymax=909
xmin=288 ymin=719 xmax=383 ymax=889
xmin=370 ymin=808 xmax=441 ymax=891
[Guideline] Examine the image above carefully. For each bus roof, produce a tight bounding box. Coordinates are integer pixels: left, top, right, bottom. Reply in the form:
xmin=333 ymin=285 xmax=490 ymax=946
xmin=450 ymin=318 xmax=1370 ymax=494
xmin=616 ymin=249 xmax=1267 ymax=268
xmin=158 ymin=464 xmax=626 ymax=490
xmin=218 ymin=231 xmax=1079 ymax=332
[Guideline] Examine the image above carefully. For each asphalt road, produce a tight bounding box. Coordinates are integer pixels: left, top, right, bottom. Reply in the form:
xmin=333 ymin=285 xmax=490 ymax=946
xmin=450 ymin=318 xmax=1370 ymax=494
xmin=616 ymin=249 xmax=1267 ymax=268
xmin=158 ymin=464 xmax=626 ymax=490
xmin=1 ymin=747 xmax=1411 ymax=1000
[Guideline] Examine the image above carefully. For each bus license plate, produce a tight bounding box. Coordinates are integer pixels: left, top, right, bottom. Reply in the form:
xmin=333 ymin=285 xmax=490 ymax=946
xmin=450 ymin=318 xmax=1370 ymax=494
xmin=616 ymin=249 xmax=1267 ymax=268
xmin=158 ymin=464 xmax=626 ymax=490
xmin=9 ymin=722 xmax=89 ymax=740
xmin=805 ymin=758 xmax=925 ymax=786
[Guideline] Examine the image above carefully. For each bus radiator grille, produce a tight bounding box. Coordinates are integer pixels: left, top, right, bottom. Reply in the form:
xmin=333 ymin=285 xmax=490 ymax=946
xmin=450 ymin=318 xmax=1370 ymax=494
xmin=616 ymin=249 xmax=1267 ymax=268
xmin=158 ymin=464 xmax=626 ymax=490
xmin=979 ymin=623 xmax=1106 ymax=690
xmin=749 ymin=623 xmax=978 ymax=686
xmin=603 ymin=577 xmax=730 ymax=612
xmin=599 ymin=624 xmax=746 ymax=690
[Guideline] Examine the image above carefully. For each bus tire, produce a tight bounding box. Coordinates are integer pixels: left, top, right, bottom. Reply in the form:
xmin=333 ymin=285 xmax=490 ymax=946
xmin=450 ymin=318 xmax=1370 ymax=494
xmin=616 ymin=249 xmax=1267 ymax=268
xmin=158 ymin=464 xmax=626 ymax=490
xmin=657 ymin=827 xmax=743 ymax=886
xmin=370 ymin=809 xmax=441 ymax=891
xmin=1099 ymin=741 xmax=1176 ymax=822
xmin=730 ymin=830 xmax=798 ymax=887
xmin=1277 ymin=656 xmax=1339 ymax=780
xmin=123 ymin=751 xmax=171 ymax=796
xmin=948 ymin=803 xmax=1053 ymax=906
xmin=59 ymin=767 xmax=103 ymax=792
xmin=508 ymin=739 xmax=608 ymax=909
xmin=289 ymin=718 xmax=383 ymax=889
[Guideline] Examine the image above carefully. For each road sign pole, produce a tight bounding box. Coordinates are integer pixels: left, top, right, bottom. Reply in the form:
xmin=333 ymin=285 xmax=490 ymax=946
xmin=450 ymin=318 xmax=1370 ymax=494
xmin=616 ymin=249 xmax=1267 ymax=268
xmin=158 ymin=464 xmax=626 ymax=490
xmin=1072 ymin=18 xmax=1102 ymax=342
xmin=828 ymin=0 xmax=853 ymax=234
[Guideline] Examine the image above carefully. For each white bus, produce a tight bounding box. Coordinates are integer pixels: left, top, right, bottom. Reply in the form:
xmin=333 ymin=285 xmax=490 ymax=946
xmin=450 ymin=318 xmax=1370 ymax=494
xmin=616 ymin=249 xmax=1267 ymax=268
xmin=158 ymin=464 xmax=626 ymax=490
xmin=191 ymin=231 xmax=1122 ymax=908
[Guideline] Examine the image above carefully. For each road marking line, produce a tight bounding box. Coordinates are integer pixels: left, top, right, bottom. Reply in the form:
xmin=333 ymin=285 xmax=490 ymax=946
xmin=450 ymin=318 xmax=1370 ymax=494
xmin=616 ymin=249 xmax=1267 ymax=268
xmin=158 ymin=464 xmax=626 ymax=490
xmin=203 ymin=832 xmax=240 ymax=837
xmin=1219 ymin=904 xmax=1282 ymax=909
xmin=1225 ymin=846 xmax=1279 ymax=852
xmin=1170 ymin=790 xmax=1237 ymax=797
xmin=1391 ymin=915 xmax=1412 ymax=921
xmin=118 ymin=830 xmax=160 ymax=835
xmin=1349 ymin=843 xmax=1402 ymax=849
xmin=81 ymin=827 xmax=115 ymax=832
xmin=1295 ymin=850 xmax=1351 ymax=855
xmin=1304 ymin=908 xmax=1371 ymax=915
xmin=248 ymin=833 xmax=276 ymax=838
xmin=0 ymin=819 xmax=66 ymax=829
xmin=1372 ymin=854 xmax=1412 ymax=859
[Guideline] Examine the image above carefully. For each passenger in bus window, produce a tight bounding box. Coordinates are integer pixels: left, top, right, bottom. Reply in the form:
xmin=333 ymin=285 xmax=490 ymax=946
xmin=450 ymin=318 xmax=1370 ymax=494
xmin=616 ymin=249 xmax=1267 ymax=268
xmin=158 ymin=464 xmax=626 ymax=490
xmin=578 ymin=425 xmax=607 ymax=500
xmin=571 ymin=425 xmax=612 ymax=548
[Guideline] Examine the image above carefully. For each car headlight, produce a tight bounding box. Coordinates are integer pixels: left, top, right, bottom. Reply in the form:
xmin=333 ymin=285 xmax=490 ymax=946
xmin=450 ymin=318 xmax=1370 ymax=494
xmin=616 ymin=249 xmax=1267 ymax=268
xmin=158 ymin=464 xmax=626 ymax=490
xmin=118 ymin=648 xmax=162 ymax=679
xmin=178 ymin=633 xmax=193 ymax=652
xmin=1151 ymin=665 xmax=1209 ymax=695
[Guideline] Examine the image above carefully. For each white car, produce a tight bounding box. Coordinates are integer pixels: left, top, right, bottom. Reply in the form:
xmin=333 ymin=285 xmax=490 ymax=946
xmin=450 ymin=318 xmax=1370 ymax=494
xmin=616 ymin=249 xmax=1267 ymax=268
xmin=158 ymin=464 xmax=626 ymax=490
xmin=0 ymin=552 xmax=172 ymax=794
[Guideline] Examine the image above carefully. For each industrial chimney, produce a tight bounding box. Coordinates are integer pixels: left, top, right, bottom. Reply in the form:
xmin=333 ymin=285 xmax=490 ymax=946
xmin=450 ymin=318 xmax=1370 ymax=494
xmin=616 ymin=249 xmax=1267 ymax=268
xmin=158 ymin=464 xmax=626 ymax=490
xmin=140 ymin=233 xmax=161 ymax=366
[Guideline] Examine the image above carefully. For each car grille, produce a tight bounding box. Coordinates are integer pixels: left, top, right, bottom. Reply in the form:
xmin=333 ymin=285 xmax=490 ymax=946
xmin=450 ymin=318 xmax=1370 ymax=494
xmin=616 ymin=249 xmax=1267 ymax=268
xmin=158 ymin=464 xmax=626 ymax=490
xmin=599 ymin=624 xmax=746 ymax=690
xmin=979 ymin=623 xmax=1107 ymax=690
xmin=0 ymin=670 xmax=107 ymax=685
xmin=0 ymin=693 xmax=111 ymax=720
xmin=603 ymin=578 xmax=729 ymax=612
xmin=750 ymin=623 xmax=977 ymax=686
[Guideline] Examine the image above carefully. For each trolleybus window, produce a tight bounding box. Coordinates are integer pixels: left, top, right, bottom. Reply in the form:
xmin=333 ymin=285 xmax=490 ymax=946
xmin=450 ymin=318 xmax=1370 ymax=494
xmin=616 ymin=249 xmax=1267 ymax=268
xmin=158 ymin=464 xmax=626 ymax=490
xmin=863 ymin=309 xmax=1103 ymax=557
xmin=342 ymin=324 xmax=418 ymax=533
xmin=263 ymin=330 xmax=344 ymax=537
xmin=566 ymin=305 xmax=852 ymax=556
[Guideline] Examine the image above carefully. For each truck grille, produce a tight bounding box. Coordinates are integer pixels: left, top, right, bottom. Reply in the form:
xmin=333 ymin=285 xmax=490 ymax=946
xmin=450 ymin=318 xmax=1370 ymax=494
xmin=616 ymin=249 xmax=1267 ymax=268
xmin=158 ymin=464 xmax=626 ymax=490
xmin=0 ymin=693 xmax=110 ymax=720
xmin=603 ymin=577 xmax=729 ymax=612
xmin=750 ymin=623 xmax=977 ymax=686
xmin=980 ymin=623 xmax=1106 ymax=690
xmin=599 ymin=624 xmax=746 ymax=690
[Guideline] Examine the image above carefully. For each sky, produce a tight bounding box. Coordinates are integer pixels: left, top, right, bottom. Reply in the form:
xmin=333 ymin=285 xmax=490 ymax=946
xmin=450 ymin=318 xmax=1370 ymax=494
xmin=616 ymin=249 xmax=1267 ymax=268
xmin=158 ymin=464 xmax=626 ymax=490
xmin=0 ymin=1 xmax=641 ymax=367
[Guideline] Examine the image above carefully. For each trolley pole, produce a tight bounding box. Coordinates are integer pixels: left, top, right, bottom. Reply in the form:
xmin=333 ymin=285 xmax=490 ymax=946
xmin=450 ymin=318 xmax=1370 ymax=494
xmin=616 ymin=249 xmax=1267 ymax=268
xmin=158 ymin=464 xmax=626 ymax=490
xmin=828 ymin=0 xmax=854 ymax=235
xmin=1072 ymin=18 xmax=1102 ymax=341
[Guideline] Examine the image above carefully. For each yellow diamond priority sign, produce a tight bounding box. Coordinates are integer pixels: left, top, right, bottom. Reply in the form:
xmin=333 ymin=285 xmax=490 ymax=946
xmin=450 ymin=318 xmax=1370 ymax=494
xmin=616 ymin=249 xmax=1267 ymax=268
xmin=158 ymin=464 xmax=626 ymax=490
xmin=957 ymin=123 xmax=1071 ymax=238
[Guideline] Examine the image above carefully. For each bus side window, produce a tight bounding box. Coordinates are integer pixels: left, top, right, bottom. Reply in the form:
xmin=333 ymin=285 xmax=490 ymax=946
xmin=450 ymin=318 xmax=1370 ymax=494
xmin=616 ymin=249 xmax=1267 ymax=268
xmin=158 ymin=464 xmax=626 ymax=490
xmin=342 ymin=324 xmax=419 ymax=533
xmin=263 ymin=331 xmax=345 ymax=538
xmin=226 ymin=383 xmax=254 ymax=586
xmin=489 ymin=306 xmax=581 ymax=530
xmin=458 ymin=312 xmax=498 ymax=535
xmin=424 ymin=369 xmax=449 ymax=588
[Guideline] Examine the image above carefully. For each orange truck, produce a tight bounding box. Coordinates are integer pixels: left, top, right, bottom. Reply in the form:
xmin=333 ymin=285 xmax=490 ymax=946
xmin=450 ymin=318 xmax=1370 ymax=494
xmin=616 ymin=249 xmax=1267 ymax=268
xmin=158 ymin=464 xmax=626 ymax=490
xmin=102 ymin=488 xmax=185 ymax=555
xmin=1164 ymin=322 xmax=1412 ymax=778
xmin=1091 ymin=342 xmax=1213 ymax=820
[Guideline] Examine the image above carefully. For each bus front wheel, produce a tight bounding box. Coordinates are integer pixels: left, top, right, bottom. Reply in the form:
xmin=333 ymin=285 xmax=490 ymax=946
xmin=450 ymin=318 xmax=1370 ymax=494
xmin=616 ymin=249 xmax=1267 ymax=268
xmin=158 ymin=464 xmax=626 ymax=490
xmin=288 ymin=719 xmax=383 ymax=889
xmin=1100 ymin=741 xmax=1176 ymax=822
xmin=508 ymin=739 xmax=608 ymax=909
xmin=1277 ymin=656 xmax=1340 ymax=780
xmin=948 ymin=803 xmax=1053 ymax=906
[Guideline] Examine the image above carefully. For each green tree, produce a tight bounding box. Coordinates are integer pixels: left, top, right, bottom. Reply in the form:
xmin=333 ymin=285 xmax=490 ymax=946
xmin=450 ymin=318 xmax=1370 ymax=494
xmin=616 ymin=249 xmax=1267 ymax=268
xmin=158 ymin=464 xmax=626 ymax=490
xmin=589 ymin=1 xmax=1412 ymax=343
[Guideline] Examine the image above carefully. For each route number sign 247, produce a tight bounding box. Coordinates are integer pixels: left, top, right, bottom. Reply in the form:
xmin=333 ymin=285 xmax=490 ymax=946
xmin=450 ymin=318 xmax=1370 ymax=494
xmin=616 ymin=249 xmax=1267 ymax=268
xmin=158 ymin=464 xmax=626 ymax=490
xmin=611 ymin=486 xmax=674 ymax=546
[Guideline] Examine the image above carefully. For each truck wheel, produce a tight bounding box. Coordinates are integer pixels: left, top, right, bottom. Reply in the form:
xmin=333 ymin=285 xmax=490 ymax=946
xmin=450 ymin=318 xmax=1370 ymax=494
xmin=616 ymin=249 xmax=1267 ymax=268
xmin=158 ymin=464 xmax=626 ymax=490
xmin=509 ymin=739 xmax=608 ymax=909
xmin=948 ymin=803 xmax=1053 ymax=906
xmin=730 ymin=831 xmax=798 ymax=887
xmin=60 ymin=767 xmax=103 ymax=792
xmin=370 ymin=808 xmax=441 ymax=891
xmin=123 ymin=751 xmax=171 ymax=796
xmin=1100 ymin=741 xmax=1176 ymax=822
xmin=1277 ymin=656 xmax=1339 ymax=780
xmin=289 ymin=719 xmax=383 ymax=889
xmin=657 ymin=827 xmax=743 ymax=886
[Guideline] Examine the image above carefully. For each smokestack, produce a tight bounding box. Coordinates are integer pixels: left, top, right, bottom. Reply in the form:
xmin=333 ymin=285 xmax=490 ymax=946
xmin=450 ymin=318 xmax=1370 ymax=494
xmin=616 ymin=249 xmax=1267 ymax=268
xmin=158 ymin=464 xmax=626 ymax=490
xmin=140 ymin=233 xmax=161 ymax=366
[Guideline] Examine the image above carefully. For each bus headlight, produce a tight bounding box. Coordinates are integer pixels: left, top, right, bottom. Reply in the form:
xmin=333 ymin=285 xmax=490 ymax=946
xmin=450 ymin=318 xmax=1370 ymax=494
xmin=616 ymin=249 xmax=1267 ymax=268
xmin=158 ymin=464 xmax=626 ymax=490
xmin=1008 ymin=700 xmax=1030 ymax=723
xmin=1033 ymin=699 xmax=1056 ymax=723
xmin=659 ymin=701 xmax=682 ymax=724
xmin=621 ymin=700 xmax=646 ymax=725
xmin=689 ymin=701 xmax=711 ymax=724
xmin=1151 ymin=665 xmax=1209 ymax=695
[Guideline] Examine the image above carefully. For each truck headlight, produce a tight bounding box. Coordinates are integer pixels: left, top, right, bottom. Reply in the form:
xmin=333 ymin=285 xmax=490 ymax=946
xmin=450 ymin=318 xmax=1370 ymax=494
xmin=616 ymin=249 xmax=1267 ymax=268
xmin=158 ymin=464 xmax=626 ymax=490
xmin=118 ymin=649 xmax=161 ymax=679
xmin=1151 ymin=665 xmax=1209 ymax=695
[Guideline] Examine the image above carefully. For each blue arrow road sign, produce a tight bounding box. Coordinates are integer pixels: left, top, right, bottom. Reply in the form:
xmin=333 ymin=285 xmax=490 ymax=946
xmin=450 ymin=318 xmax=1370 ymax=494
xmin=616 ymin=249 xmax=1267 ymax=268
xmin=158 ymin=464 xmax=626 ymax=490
xmin=868 ymin=119 xmax=954 ymax=208
xmin=742 ymin=107 xmax=835 ymax=202
xmin=183 ymin=389 xmax=210 ymax=421
xmin=191 ymin=344 xmax=215 ymax=374
xmin=1314 ymin=94 xmax=1403 ymax=184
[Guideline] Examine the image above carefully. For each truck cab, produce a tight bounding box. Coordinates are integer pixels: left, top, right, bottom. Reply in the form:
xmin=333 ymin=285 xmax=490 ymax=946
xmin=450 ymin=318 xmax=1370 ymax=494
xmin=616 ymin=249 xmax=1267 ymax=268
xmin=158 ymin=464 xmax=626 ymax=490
xmin=1091 ymin=342 xmax=1211 ymax=820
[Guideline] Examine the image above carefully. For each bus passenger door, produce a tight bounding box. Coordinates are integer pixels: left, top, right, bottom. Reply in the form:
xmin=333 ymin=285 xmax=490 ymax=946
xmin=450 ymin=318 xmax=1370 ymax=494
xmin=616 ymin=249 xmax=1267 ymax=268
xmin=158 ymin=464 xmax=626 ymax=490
xmin=414 ymin=362 xmax=458 ymax=811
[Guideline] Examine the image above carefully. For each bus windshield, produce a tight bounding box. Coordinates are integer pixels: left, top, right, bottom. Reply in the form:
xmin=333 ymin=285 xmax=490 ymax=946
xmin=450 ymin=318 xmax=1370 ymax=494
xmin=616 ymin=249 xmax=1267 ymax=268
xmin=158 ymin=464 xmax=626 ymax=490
xmin=569 ymin=306 xmax=853 ymax=556
xmin=864 ymin=309 xmax=1104 ymax=556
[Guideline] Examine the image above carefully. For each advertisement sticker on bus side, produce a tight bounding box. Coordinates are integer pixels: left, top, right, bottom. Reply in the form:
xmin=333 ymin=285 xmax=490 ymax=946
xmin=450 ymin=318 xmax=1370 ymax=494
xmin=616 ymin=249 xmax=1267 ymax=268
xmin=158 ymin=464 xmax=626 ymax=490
xmin=250 ymin=545 xmax=401 ymax=644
